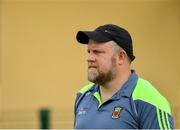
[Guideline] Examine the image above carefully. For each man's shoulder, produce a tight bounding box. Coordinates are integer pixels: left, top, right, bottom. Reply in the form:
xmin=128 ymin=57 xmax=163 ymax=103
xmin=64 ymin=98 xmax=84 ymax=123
xmin=132 ymin=78 xmax=171 ymax=114
xmin=74 ymin=83 xmax=95 ymax=110
xmin=78 ymin=83 xmax=95 ymax=94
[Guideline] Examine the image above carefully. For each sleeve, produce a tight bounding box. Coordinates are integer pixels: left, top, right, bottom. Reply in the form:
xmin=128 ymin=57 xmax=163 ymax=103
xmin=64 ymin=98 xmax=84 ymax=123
xmin=135 ymin=100 xmax=174 ymax=129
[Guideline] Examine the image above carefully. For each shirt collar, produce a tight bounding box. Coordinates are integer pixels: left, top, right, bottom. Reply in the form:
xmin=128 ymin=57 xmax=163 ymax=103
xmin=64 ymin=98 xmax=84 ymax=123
xmin=88 ymin=83 xmax=99 ymax=93
xmin=114 ymin=70 xmax=138 ymax=99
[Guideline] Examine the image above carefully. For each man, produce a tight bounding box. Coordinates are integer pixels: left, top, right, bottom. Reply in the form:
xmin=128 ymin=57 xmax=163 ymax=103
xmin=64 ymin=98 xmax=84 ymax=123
xmin=74 ymin=24 xmax=174 ymax=129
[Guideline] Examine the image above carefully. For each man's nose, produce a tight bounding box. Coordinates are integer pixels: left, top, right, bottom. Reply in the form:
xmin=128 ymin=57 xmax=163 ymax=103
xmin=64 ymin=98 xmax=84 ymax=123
xmin=87 ymin=53 xmax=96 ymax=62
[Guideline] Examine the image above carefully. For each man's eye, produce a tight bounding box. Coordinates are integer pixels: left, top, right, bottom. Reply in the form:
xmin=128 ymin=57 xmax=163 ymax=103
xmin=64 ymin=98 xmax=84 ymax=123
xmin=94 ymin=50 xmax=101 ymax=53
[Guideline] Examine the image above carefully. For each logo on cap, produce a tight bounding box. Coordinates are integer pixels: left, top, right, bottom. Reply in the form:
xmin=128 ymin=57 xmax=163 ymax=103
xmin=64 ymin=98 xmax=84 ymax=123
xmin=104 ymin=30 xmax=110 ymax=33
xmin=112 ymin=106 xmax=122 ymax=119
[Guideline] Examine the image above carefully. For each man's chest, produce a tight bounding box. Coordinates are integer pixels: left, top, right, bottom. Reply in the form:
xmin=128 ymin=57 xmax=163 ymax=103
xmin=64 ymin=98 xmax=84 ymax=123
xmin=74 ymin=94 xmax=138 ymax=129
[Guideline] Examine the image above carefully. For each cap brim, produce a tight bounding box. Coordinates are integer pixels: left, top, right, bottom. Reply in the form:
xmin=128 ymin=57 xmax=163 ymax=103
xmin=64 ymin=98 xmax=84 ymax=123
xmin=76 ymin=31 xmax=111 ymax=44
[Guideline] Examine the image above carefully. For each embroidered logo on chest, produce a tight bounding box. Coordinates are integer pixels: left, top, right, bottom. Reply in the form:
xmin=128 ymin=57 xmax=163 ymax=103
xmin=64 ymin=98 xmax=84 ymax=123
xmin=111 ymin=106 xmax=122 ymax=119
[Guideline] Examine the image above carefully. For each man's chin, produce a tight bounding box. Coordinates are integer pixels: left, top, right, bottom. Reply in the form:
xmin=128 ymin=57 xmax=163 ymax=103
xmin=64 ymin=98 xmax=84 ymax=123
xmin=88 ymin=74 xmax=98 ymax=83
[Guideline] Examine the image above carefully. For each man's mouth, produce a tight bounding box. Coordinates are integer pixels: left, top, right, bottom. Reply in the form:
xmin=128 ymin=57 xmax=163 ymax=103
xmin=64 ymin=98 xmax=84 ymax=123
xmin=88 ymin=66 xmax=97 ymax=69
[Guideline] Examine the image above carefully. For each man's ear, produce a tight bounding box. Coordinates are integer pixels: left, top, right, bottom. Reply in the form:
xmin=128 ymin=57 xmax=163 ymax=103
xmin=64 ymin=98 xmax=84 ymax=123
xmin=117 ymin=50 xmax=126 ymax=65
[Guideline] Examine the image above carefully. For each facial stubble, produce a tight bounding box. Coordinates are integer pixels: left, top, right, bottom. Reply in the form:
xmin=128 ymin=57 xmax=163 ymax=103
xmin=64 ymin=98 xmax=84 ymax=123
xmin=88 ymin=56 xmax=117 ymax=85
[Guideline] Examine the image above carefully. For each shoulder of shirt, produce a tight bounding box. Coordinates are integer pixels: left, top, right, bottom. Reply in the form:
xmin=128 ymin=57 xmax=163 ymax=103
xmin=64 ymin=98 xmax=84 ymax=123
xmin=78 ymin=83 xmax=95 ymax=94
xmin=132 ymin=77 xmax=172 ymax=115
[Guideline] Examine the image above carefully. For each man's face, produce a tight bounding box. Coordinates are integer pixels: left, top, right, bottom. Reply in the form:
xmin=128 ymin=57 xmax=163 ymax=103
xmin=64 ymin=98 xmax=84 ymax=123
xmin=87 ymin=40 xmax=118 ymax=85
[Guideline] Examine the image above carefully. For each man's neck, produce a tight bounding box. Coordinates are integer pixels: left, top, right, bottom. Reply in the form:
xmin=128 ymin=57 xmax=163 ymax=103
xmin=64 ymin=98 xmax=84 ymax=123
xmin=100 ymin=69 xmax=131 ymax=103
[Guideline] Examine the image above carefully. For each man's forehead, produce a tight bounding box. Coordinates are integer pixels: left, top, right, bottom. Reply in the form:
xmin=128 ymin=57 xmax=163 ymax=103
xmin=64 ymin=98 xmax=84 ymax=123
xmin=87 ymin=40 xmax=114 ymax=49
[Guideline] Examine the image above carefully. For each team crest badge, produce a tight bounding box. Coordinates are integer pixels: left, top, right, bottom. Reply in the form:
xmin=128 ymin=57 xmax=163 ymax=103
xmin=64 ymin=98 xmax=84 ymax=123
xmin=112 ymin=107 xmax=122 ymax=119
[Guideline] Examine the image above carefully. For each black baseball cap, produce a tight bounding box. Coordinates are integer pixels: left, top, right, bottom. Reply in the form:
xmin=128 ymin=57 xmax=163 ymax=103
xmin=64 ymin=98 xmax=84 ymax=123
xmin=76 ymin=24 xmax=135 ymax=61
